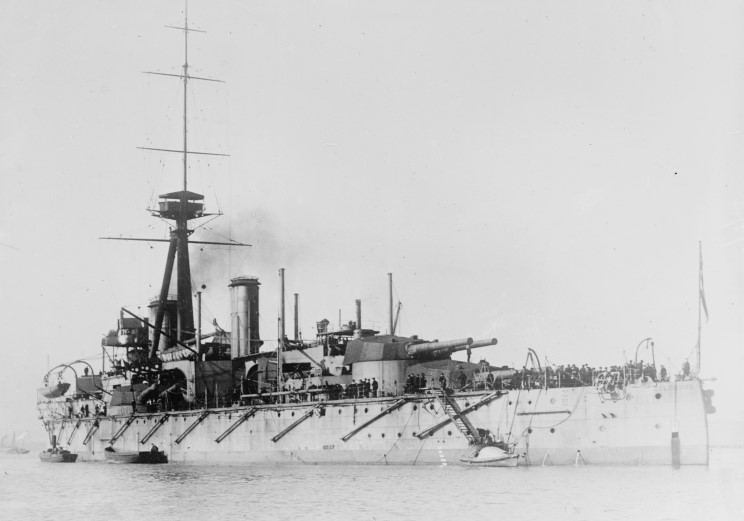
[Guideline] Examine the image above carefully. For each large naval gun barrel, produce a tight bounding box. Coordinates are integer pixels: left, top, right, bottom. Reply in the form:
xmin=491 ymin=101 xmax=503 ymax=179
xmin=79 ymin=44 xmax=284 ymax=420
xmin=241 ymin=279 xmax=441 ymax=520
xmin=405 ymin=338 xmax=473 ymax=357
xmin=430 ymin=337 xmax=498 ymax=356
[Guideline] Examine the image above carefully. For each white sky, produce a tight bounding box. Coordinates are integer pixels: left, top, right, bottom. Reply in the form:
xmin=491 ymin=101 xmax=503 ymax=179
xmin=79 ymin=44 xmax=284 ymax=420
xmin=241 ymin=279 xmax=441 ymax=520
xmin=1 ymin=0 xmax=742 ymax=441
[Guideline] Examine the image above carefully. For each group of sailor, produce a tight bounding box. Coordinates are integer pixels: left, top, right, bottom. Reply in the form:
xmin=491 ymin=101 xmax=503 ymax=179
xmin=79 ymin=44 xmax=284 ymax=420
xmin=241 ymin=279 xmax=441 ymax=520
xmin=493 ymin=359 xmax=688 ymax=392
xmin=66 ymin=401 xmax=107 ymax=419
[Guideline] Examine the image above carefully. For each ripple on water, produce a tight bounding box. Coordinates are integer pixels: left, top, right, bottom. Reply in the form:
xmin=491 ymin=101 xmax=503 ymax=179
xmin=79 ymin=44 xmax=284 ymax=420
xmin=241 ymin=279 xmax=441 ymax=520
xmin=1 ymin=448 xmax=743 ymax=521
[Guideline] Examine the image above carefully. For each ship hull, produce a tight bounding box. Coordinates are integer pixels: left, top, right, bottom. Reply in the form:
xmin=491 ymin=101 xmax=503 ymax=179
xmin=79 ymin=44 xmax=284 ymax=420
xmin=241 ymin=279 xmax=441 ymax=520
xmin=41 ymin=379 xmax=709 ymax=466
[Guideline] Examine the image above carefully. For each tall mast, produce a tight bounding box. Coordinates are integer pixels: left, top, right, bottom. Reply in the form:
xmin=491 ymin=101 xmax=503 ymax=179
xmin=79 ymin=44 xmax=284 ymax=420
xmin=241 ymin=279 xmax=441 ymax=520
xmin=388 ymin=273 xmax=394 ymax=334
xmin=183 ymin=0 xmax=189 ymax=192
xmin=140 ymin=3 xmax=229 ymax=357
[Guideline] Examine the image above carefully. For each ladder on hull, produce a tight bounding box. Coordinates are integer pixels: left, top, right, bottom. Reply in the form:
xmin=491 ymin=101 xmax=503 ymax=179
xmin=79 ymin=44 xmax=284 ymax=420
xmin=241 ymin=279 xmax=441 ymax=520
xmin=419 ymin=390 xmax=492 ymax=443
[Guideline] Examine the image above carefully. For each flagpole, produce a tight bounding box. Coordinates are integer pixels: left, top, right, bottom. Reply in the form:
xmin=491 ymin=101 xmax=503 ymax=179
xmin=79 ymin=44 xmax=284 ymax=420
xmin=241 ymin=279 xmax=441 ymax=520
xmin=696 ymin=240 xmax=704 ymax=375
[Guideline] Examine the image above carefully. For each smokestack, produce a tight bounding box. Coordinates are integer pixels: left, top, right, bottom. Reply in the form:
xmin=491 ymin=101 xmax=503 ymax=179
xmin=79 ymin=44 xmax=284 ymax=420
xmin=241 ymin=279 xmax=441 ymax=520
xmin=295 ymin=293 xmax=300 ymax=340
xmin=229 ymin=277 xmax=261 ymax=357
xmin=355 ymin=299 xmax=362 ymax=331
xmin=388 ymin=273 xmax=393 ymax=335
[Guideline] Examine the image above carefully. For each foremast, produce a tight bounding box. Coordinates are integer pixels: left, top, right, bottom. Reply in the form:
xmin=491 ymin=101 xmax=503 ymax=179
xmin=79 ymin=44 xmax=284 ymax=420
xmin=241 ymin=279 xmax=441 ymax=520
xmin=141 ymin=2 xmax=229 ymax=359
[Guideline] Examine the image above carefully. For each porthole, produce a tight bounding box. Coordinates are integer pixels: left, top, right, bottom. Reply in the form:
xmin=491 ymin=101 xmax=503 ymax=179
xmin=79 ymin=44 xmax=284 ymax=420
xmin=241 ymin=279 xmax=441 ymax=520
xmin=655 ymin=393 xmax=662 ymax=400
xmin=381 ymin=433 xmax=385 ymax=438
xmin=430 ymin=404 xmax=435 ymax=410
xmin=550 ymin=428 xmax=555 ymax=433
xmin=277 ymin=412 xmax=281 ymax=417
xmin=338 ymin=409 xmax=342 ymax=415
xmin=599 ymin=425 xmax=606 ymax=432
xmin=413 ymin=405 xmax=418 ymax=411
xmin=183 ymin=417 xmax=187 ymax=422
xmin=527 ymin=428 xmax=533 ymax=434
xmin=397 ymin=433 xmax=402 ymax=438
xmin=528 ymin=400 xmax=532 ymax=405
xmin=364 ymin=408 xmax=368 ymax=413
xmin=367 ymin=433 xmax=371 ymax=438
xmin=509 ymin=401 xmax=513 ymax=405
xmin=291 ymin=412 xmax=295 ymax=417
xmin=228 ymin=415 xmax=232 ymax=420
xmin=465 ymin=402 xmax=470 ymax=407
xmin=447 ymin=431 xmax=452 ymax=436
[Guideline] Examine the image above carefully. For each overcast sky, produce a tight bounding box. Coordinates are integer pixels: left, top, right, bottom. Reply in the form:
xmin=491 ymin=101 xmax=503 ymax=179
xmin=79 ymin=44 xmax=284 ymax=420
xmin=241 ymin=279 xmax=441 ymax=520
xmin=1 ymin=0 xmax=742 ymax=441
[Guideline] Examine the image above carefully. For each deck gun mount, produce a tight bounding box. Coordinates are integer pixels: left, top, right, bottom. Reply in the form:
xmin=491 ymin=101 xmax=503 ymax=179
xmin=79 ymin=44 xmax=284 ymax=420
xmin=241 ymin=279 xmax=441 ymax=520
xmin=343 ymin=335 xmax=498 ymax=395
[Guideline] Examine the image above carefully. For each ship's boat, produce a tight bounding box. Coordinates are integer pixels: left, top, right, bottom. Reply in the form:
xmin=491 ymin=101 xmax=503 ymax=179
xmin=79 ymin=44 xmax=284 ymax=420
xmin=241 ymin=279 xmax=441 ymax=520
xmin=35 ymin=10 xmax=715 ymax=468
xmin=104 ymin=446 xmax=168 ymax=464
xmin=40 ymin=382 xmax=70 ymax=399
xmin=39 ymin=448 xmax=77 ymax=463
xmin=460 ymin=444 xmax=518 ymax=467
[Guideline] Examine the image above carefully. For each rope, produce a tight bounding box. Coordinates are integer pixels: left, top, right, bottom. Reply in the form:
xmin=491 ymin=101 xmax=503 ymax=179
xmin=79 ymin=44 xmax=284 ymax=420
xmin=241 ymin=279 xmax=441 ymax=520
xmin=377 ymin=406 xmax=416 ymax=463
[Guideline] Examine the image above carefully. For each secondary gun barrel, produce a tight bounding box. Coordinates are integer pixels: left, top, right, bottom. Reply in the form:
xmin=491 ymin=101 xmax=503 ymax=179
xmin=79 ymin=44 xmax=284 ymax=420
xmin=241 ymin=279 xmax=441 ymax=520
xmin=136 ymin=383 xmax=159 ymax=404
xmin=405 ymin=338 xmax=473 ymax=357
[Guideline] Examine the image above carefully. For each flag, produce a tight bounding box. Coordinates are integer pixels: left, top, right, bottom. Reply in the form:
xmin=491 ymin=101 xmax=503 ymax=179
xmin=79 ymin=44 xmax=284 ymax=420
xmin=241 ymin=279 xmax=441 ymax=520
xmin=699 ymin=242 xmax=709 ymax=322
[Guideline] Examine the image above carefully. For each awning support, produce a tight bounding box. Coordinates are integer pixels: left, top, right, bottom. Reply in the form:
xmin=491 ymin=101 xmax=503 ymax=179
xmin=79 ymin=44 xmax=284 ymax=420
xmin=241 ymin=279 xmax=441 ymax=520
xmin=140 ymin=414 xmax=170 ymax=444
xmin=272 ymin=405 xmax=322 ymax=443
xmin=341 ymin=399 xmax=408 ymax=442
xmin=110 ymin=415 xmax=137 ymax=445
xmin=175 ymin=410 xmax=211 ymax=444
xmin=215 ymin=408 xmax=258 ymax=443
xmin=82 ymin=420 xmax=99 ymax=445
xmin=67 ymin=419 xmax=82 ymax=445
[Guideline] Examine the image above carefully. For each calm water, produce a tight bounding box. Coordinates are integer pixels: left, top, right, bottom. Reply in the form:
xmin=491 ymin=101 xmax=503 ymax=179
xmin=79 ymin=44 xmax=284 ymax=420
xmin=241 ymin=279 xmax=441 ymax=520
xmin=1 ymin=448 xmax=742 ymax=521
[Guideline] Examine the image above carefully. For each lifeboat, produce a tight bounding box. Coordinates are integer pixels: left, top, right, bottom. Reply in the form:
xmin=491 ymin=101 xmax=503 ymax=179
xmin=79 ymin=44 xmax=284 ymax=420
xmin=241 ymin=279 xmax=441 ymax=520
xmin=40 ymin=382 xmax=71 ymax=399
xmin=460 ymin=443 xmax=518 ymax=467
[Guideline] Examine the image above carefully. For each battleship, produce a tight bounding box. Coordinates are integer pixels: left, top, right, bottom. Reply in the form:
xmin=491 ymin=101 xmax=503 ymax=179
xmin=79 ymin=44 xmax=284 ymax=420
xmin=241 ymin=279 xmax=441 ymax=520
xmin=36 ymin=11 xmax=715 ymax=467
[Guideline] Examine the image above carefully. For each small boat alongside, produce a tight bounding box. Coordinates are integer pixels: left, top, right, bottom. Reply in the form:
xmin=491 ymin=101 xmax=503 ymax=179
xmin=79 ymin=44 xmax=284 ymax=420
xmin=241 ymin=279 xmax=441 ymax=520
xmin=39 ymin=447 xmax=78 ymax=463
xmin=460 ymin=443 xmax=519 ymax=467
xmin=104 ymin=446 xmax=168 ymax=464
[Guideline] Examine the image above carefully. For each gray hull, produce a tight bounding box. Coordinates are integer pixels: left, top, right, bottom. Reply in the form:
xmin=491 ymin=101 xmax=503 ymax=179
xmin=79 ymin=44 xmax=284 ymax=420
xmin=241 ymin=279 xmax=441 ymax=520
xmin=42 ymin=379 xmax=709 ymax=466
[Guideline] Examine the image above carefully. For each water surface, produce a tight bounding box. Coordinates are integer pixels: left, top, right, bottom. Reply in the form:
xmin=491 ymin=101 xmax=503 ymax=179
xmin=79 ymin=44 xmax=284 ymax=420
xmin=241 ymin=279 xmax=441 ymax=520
xmin=1 ymin=447 xmax=742 ymax=521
